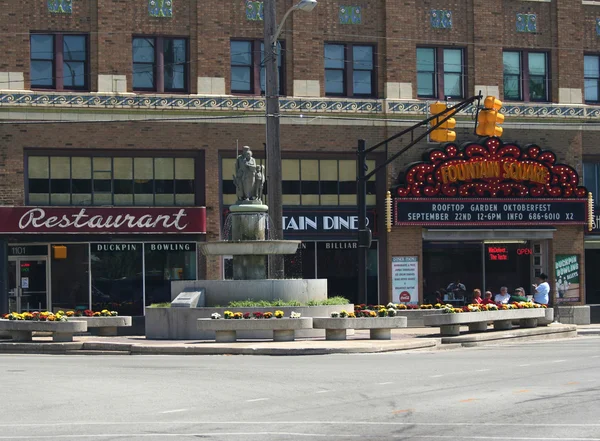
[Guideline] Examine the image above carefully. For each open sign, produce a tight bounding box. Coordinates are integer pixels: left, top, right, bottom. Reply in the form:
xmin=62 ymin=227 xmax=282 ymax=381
xmin=517 ymin=248 xmax=533 ymax=255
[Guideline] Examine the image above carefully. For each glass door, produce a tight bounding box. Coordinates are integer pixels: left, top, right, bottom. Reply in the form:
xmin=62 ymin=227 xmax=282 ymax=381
xmin=7 ymin=257 xmax=48 ymax=313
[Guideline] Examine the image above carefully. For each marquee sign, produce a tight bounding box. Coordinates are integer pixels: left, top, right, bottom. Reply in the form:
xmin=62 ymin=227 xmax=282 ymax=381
xmin=0 ymin=207 xmax=207 ymax=234
xmin=393 ymin=137 xmax=588 ymax=226
xmin=394 ymin=137 xmax=587 ymax=199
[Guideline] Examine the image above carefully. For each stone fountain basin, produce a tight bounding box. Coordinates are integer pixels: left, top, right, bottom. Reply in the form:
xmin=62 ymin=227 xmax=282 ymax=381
xmin=199 ymin=240 xmax=301 ymax=256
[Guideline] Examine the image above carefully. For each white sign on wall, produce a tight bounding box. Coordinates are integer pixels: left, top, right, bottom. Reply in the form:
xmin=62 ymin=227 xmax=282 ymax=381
xmin=391 ymin=256 xmax=419 ymax=304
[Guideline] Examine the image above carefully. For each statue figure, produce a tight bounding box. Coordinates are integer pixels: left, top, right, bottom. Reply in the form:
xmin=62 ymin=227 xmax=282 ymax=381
xmin=234 ymin=146 xmax=264 ymax=203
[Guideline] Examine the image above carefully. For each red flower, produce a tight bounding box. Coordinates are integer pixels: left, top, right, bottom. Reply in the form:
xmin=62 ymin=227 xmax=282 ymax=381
xmin=243 ymin=312 xmax=251 ymax=319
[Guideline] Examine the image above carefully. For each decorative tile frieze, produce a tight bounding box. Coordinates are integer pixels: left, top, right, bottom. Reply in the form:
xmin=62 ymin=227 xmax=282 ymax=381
xmin=339 ymin=6 xmax=362 ymax=25
xmin=47 ymin=0 xmax=72 ymax=14
xmin=149 ymin=0 xmax=172 ymax=18
xmin=516 ymin=13 xmax=536 ymax=33
xmin=0 ymin=92 xmax=597 ymax=119
xmin=430 ymin=9 xmax=452 ymax=29
xmin=246 ymin=1 xmax=264 ymax=21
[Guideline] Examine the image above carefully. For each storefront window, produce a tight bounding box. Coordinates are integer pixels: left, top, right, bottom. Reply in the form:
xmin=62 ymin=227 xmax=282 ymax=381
xmin=51 ymin=244 xmax=89 ymax=311
xmin=144 ymin=242 xmax=197 ymax=306
xmin=91 ymin=243 xmax=143 ymax=316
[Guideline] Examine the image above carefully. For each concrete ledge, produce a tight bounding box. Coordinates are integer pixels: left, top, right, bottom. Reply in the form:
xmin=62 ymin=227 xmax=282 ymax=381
xmin=555 ymin=305 xmax=591 ymax=325
xmin=69 ymin=316 xmax=132 ymax=336
xmin=0 ymin=342 xmax=84 ymax=354
xmin=197 ymin=317 xmax=313 ymax=342
xmin=0 ymin=320 xmax=87 ymax=342
xmin=312 ymin=317 xmax=407 ymax=340
xmin=440 ymin=324 xmax=577 ymax=346
xmin=393 ymin=310 xmax=451 ymax=327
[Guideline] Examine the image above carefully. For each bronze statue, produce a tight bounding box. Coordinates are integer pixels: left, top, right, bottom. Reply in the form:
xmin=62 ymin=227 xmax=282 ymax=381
xmin=234 ymin=146 xmax=264 ymax=203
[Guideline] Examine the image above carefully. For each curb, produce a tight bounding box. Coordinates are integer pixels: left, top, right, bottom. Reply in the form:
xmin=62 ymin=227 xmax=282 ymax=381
xmin=440 ymin=324 xmax=577 ymax=346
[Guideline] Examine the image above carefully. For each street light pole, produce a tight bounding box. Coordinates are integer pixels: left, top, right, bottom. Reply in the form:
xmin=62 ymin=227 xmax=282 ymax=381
xmin=264 ymin=0 xmax=317 ymax=279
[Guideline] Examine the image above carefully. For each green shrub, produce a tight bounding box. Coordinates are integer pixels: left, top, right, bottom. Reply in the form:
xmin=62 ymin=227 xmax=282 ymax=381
xmin=148 ymin=302 xmax=171 ymax=308
xmin=227 ymin=297 xmax=350 ymax=307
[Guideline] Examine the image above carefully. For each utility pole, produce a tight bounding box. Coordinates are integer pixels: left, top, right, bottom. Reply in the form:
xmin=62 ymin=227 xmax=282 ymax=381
xmin=264 ymin=0 xmax=284 ymax=279
xmin=357 ymin=139 xmax=370 ymax=305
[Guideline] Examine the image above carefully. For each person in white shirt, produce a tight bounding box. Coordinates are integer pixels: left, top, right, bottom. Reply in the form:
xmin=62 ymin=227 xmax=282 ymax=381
xmin=494 ymin=286 xmax=511 ymax=304
xmin=532 ymin=273 xmax=550 ymax=305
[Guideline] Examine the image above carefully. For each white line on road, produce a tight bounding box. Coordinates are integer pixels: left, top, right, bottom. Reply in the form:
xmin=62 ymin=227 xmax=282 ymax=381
xmin=159 ymin=409 xmax=188 ymax=414
xmin=0 ymin=433 xmax=363 ymax=439
xmin=430 ymin=374 xmax=444 ymax=378
xmin=518 ymin=364 xmax=531 ymax=367
xmin=377 ymin=382 xmax=394 ymax=385
xmin=246 ymin=398 xmax=269 ymax=402
xmin=316 ymin=390 xmax=331 ymax=394
xmin=475 ymin=369 xmax=490 ymax=372
xmin=551 ymin=359 xmax=567 ymax=363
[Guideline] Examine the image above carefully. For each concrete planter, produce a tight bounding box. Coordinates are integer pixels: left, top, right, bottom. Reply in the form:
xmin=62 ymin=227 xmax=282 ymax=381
xmin=145 ymin=305 xmax=354 ymax=340
xmin=390 ymin=309 xmax=451 ymax=327
xmin=0 ymin=319 xmax=87 ymax=342
xmin=555 ymin=305 xmax=590 ymax=325
xmin=69 ymin=316 xmax=132 ymax=336
xmin=197 ymin=317 xmax=313 ymax=342
xmin=312 ymin=316 xmax=408 ymax=340
xmin=424 ymin=309 xmax=546 ymax=336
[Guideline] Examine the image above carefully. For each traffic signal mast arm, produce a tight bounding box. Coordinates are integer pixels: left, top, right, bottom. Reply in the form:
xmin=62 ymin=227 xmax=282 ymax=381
xmin=362 ymin=93 xmax=482 ymax=181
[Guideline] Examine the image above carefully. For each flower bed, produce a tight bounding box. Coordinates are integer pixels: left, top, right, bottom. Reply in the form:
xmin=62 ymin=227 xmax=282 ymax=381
xmin=2 ymin=309 xmax=119 ymax=322
xmin=212 ymin=310 xmax=302 ymax=320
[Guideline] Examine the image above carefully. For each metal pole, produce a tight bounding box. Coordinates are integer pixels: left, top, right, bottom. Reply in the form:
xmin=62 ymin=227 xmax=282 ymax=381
xmin=358 ymin=139 xmax=368 ymax=305
xmin=0 ymin=239 xmax=7 ymax=314
xmin=264 ymin=0 xmax=284 ymax=279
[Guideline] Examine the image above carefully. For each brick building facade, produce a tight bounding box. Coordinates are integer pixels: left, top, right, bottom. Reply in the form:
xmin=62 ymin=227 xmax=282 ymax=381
xmin=0 ymin=0 xmax=599 ymax=316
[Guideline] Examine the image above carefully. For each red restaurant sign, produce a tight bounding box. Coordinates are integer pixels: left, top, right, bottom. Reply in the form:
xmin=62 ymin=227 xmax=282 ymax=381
xmin=0 ymin=207 xmax=207 ymax=234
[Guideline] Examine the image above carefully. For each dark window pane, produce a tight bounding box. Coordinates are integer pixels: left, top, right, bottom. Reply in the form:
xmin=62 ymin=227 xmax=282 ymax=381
xmin=165 ymin=39 xmax=186 ymax=64
xmin=584 ymin=163 xmax=597 ymax=197
xmin=133 ymin=64 xmax=155 ymax=89
xmin=504 ymin=74 xmax=521 ymax=100
xmin=417 ymin=48 xmax=435 ymax=72
xmin=134 ymin=180 xmax=154 ymax=194
xmin=325 ymin=44 xmax=345 ymax=69
xmin=31 ymin=35 xmax=54 ymax=60
xmin=529 ymin=76 xmax=546 ymax=101
xmin=165 ymin=64 xmax=185 ymax=90
xmin=443 ymin=49 xmax=462 ymax=73
xmin=339 ymin=181 xmax=357 ymax=194
xmin=222 ymin=180 xmax=236 ymax=194
xmin=72 ymin=179 xmax=92 ymax=194
xmin=320 ymin=181 xmax=338 ymax=195
xmin=231 ymin=41 xmax=252 ymax=65
xmin=301 ymin=181 xmax=319 ymax=194
xmin=232 ymin=66 xmax=251 ymax=92
xmin=63 ymin=61 xmax=85 ymax=87
xmin=528 ymin=53 xmax=546 ymax=76
xmin=584 ymin=56 xmax=599 ymax=78
xmin=113 ymin=179 xmax=133 ymax=194
xmin=366 ymin=181 xmax=376 ymax=194
xmin=353 ymin=70 xmax=372 ymax=95
xmin=417 ymin=72 xmax=435 ymax=97
xmin=585 ymin=79 xmax=598 ymax=102
xmin=282 ymin=181 xmax=301 ymax=194
xmin=31 ymin=61 xmax=54 ymax=87
xmin=175 ymin=179 xmax=195 ymax=194
xmin=133 ymin=38 xmax=155 ymax=62
xmin=63 ymin=36 xmax=86 ymax=61
xmin=325 ymin=70 xmax=344 ymax=94
xmin=503 ymin=52 xmax=521 ymax=75
xmin=443 ymin=73 xmax=462 ymax=98
xmin=94 ymin=179 xmax=112 ymax=192
xmin=155 ymin=179 xmax=175 ymax=194
xmin=29 ymin=179 xmax=50 ymax=193
xmin=50 ymin=179 xmax=70 ymax=193
xmin=353 ymin=46 xmax=373 ymax=70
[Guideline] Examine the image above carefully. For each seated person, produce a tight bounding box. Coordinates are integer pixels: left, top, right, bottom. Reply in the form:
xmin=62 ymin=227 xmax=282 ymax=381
xmin=481 ymin=291 xmax=495 ymax=305
xmin=447 ymin=279 xmax=466 ymax=299
xmin=510 ymin=287 xmax=528 ymax=303
xmin=472 ymin=289 xmax=483 ymax=304
xmin=494 ymin=286 xmax=511 ymax=304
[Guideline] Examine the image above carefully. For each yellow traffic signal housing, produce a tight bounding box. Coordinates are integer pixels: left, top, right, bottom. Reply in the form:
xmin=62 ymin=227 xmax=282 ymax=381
xmin=476 ymin=96 xmax=504 ymax=137
xmin=429 ymin=102 xmax=457 ymax=142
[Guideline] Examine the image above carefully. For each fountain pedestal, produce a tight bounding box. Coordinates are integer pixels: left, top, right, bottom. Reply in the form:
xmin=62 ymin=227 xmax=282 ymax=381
xmin=230 ymin=204 xmax=268 ymax=280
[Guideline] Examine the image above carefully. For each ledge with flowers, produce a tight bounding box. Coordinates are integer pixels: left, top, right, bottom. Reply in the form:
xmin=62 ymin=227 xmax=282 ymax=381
xmin=197 ymin=310 xmax=313 ymax=343
xmin=422 ymin=302 xmax=553 ymax=336
xmin=311 ymin=307 xmax=408 ymax=341
xmin=0 ymin=309 xmax=132 ymax=340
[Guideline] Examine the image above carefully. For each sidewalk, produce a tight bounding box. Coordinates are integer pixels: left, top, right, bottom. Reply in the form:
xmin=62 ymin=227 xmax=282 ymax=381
xmin=0 ymin=323 xmax=593 ymax=356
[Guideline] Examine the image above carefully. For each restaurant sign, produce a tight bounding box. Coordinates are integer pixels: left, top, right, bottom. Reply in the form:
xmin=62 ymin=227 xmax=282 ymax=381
xmin=0 ymin=207 xmax=207 ymax=234
xmin=393 ymin=137 xmax=588 ymax=226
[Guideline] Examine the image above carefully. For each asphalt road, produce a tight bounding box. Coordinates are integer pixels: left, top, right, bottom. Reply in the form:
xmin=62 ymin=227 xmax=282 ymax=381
xmin=0 ymin=336 xmax=598 ymax=441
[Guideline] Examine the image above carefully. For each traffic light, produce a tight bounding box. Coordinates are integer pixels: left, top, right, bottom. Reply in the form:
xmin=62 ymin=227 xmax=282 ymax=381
xmin=476 ymin=96 xmax=505 ymax=137
xmin=429 ymin=102 xmax=456 ymax=142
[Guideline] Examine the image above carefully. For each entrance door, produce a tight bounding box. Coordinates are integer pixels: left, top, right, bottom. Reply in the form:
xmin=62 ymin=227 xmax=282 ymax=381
xmin=7 ymin=257 xmax=48 ymax=313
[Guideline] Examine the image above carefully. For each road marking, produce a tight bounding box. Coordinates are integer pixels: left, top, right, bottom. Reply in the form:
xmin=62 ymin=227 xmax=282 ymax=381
xmin=475 ymin=369 xmax=490 ymax=372
xmin=566 ymin=382 xmax=579 ymax=385
xmin=316 ymin=390 xmax=331 ymax=394
xmin=459 ymin=398 xmax=478 ymax=403
xmin=246 ymin=398 xmax=269 ymax=403
xmin=518 ymin=364 xmax=531 ymax=367
xmin=514 ymin=390 xmax=530 ymax=394
xmin=591 ymin=355 xmax=600 ymax=359
xmin=0 ymin=433 xmax=363 ymax=439
xmin=392 ymin=409 xmax=414 ymax=414
xmin=377 ymin=382 xmax=394 ymax=385
xmin=551 ymin=359 xmax=567 ymax=363
xmin=159 ymin=409 xmax=188 ymax=414
xmin=430 ymin=374 xmax=444 ymax=378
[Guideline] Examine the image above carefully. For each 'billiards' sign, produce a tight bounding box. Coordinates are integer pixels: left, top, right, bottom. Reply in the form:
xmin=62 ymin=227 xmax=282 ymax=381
xmin=393 ymin=137 xmax=589 ymax=227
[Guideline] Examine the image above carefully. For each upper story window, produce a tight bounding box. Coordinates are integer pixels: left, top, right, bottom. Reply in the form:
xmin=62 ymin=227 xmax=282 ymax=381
xmin=324 ymin=43 xmax=375 ymax=98
xmin=133 ymin=37 xmax=188 ymax=93
xmin=416 ymin=47 xmax=465 ymax=99
xmin=230 ymin=40 xmax=284 ymax=95
xmin=584 ymin=55 xmax=600 ymax=103
xmin=30 ymin=33 xmax=88 ymax=90
xmin=27 ymin=154 xmax=196 ymax=206
xmin=221 ymin=157 xmax=376 ymax=207
xmin=503 ymin=51 xmax=549 ymax=102
xmin=584 ymin=162 xmax=600 ymax=200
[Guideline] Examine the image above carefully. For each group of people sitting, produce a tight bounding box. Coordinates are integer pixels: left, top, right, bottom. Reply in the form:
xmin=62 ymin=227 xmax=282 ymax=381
xmin=471 ymin=274 xmax=550 ymax=306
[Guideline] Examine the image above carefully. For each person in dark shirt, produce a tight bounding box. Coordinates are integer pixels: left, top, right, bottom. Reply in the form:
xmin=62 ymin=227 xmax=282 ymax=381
xmin=510 ymin=287 xmax=528 ymax=303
